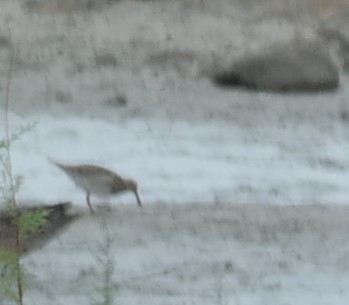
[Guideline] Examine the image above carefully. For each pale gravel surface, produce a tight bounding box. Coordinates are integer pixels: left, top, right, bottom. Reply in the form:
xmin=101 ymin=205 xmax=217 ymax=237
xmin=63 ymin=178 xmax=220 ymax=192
xmin=1 ymin=0 xmax=349 ymax=304
xmin=17 ymin=203 xmax=349 ymax=305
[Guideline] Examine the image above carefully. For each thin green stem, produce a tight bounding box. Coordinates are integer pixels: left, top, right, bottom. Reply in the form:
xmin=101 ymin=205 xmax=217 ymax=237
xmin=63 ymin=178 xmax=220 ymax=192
xmin=4 ymin=36 xmax=23 ymax=305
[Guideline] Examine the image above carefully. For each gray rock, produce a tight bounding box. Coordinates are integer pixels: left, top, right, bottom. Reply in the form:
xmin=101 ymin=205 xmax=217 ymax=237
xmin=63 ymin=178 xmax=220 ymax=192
xmin=213 ymin=41 xmax=340 ymax=93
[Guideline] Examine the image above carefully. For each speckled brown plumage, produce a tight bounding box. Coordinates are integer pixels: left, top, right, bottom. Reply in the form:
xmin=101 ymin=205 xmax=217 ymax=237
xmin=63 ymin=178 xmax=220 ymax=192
xmin=51 ymin=161 xmax=142 ymax=213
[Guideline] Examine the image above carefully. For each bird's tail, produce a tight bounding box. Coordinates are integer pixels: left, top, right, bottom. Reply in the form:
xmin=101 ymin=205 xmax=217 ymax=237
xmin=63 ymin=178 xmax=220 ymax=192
xmin=47 ymin=157 xmax=67 ymax=170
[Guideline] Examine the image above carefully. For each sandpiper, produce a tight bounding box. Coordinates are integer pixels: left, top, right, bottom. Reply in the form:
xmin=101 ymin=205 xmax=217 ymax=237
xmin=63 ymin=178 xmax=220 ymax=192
xmin=51 ymin=160 xmax=142 ymax=213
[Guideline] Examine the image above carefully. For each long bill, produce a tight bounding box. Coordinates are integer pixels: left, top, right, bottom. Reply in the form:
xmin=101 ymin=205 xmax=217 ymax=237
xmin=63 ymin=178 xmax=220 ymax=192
xmin=134 ymin=191 xmax=142 ymax=207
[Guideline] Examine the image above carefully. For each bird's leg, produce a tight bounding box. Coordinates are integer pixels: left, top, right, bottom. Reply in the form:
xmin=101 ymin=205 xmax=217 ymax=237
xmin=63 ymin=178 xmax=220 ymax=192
xmin=86 ymin=191 xmax=94 ymax=214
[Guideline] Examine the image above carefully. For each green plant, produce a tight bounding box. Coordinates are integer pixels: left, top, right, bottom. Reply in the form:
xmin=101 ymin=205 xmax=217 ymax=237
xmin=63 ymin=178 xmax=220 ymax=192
xmin=0 ymin=39 xmax=24 ymax=305
xmin=0 ymin=124 xmax=26 ymax=304
xmin=0 ymin=40 xmax=45 ymax=305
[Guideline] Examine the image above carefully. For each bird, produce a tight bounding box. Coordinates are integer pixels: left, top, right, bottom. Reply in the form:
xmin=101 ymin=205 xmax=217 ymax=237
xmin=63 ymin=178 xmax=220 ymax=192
xmin=50 ymin=160 xmax=142 ymax=213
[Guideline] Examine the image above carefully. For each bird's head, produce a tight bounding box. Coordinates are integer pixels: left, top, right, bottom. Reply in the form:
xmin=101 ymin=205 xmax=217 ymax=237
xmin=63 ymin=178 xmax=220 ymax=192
xmin=124 ymin=179 xmax=142 ymax=207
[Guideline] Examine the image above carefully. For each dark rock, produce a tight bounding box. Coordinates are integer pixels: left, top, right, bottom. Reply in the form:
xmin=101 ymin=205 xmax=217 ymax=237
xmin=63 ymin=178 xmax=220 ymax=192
xmin=0 ymin=202 xmax=79 ymax=255
xmin=213 ymin=41 xmax=340 ymax=93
